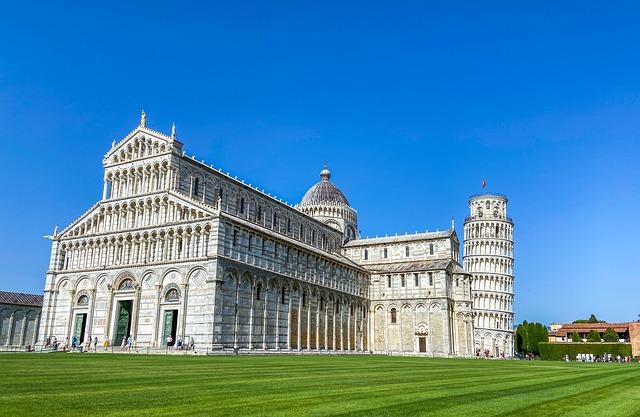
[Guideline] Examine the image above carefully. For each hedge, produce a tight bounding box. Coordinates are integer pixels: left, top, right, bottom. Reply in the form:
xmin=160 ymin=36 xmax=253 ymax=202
xmin=539 ymin=342 xmax=632 ymax=360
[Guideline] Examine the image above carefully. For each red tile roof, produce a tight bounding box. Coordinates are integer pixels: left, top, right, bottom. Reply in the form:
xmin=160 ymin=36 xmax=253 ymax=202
xmin=0 ymin=291 xmax=43 ymax=307
xmin=553 ymin=323 xmax=630 ymax=336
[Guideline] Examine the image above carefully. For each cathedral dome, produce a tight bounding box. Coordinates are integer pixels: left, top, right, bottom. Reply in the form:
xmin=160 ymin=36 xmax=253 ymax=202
xmin=300 ymin=166 xmax=350 ymax=207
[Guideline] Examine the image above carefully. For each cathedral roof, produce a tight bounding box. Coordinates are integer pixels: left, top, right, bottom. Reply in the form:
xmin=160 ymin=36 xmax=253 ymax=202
xmin=343 ymin=230 xmax=454 ymax=247
xmin=300 ymin=166 xmax=350 ymax=207
xmin=0 ymin=291 xmax=43 ymax=307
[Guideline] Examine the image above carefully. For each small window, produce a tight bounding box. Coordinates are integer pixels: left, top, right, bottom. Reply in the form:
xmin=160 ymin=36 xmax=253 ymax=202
xmin=257 ymin=205 xmax=263 ymax=221
xmin=261 ymin=239 xmax=267 ymax=255
xmin=387 ymin=275 xmax=391 ymax=288
xmin=390 ymin=308 xmax=397 ymax=324
xmin=456 ymin=278 xmax=459 ymax=287
xmin=232 ymin=230 xmax=238 ymax=247
xmin=218 ymin=188 xmax=223 ymax=199
xmin=299 ymin=224 xmax=304 ymax=240
xmin=248 ymin=235 xmax=253 ymax=252
xmin=363 ymin=249 xmax=368 ymax=260
xmin=287 ymin=218 xmax=291 ymax=233
xmin=105 ymin=180 xmax=112 ymax=199
xmin=383 ymin=248 xmax=388 ymax=258
xmin=429 ymin=243 xmax=434 ymax=255
xmin=239 ymin=197 xmax=245 ymax=214
xmin=192 ymin=177 xmax=200 ymax=196
xmin=401 ymin=274 xmax=405 ymax=287
xmin=274 ymin=243 xmax=279 ymax=258
xmin=281 ymin=287 xmax=286 ymax=304
xmin=273 ymin=213 xmax=278 ymax=229
xmin=302 ymin=293 xmax=307 ymax=307
xmin=414 ymin=273 xmax=419 ymax=287
xmin=256 ymin=283 xmax=261 ymax=300
xmin=428 ymin=272 xmax=433 ymax=286
xmin=405 ymin=246 xmax=410 ymax=257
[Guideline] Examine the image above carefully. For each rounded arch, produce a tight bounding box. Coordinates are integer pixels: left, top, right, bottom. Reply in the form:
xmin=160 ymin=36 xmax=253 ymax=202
xmin=161 ymin=268 xmax=183 ymax=286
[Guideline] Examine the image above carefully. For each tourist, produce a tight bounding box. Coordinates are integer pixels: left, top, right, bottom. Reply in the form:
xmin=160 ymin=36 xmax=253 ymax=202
xmin=71 ymin=335 xmax=78 ymax=349
xmin=127 ymin=335 xmax=132 ymax=351
xmin=166 ymin=335 xmax=173 ymax=346
xmin=189 ymin=337 xmax=195 ymax=351
xmin=93 ymin=337 xmax=98 ymax=352
xmin=120 ymin=337 xmax=126 ymax=351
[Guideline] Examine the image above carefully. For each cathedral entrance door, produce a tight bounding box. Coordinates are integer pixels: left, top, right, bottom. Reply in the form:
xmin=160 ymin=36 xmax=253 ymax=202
xmin=114 ymin=300 xmax=132 ymax=345
xmin=162 ymin=310 xmax=178 ymax=346
xmin=73 ymin=313 xmax=87 ymax=345
xmin=418 ymin=337 xmax=427 ymax=353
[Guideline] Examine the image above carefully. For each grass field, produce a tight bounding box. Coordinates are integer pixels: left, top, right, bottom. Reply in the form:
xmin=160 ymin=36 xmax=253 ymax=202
xmin=1 ymin=353 xmax=639 ymax=417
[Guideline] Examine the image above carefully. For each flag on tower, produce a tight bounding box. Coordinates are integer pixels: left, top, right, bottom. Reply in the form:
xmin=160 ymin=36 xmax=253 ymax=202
xmin=482 ymin=179 xmax=487 ymax=189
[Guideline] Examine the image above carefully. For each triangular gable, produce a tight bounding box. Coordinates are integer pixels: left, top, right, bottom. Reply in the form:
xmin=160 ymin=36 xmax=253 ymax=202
xmin=103 ymin=126 xmax=183 ymax=166
xmin=58 ymin=191 xmax=215 ymax=239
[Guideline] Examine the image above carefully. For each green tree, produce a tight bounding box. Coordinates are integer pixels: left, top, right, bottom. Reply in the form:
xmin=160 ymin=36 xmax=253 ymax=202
xmin=571 ymin=331 xmax=582 ymax=342
xmin=515 ymin=321 xmax=548 ymax=355
xmin=602 ymin=328 xmax=619 ymax=342
xmin=586 ymin=329 xmax=601 ymax=343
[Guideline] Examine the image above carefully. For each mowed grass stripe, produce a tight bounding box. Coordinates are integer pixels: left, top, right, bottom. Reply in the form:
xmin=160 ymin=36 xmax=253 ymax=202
xmin=0 ymin=354 xmax=639 ymax=417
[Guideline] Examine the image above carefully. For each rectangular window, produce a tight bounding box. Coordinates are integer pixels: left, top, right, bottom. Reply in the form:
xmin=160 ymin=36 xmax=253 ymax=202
xmin=405 ymin=246 xmax=410 ymax=257
xmin=262 ymin=239 xmax=267 ymax=255
xmin=257 ymin=205 xmax=262 ymax=221
xmin=232 ymin=230 xmax=238 ymax=247
xmin=429 ymin=243 xmax=434 ymax=255
xmin=299 ymin=224 xmax=304 ymax=240
xmin=287 ymin=219 xmax=291 ymax=234
xmin=428 ymin=272 xmax=433 ymax=286
xmin=383 ymin=248 xmax=388 ymax=258
xmin=239 ymin=197 xmax=245 ymax=214
xmin=281 ymin=288 xmax=286 ymax=304
xmin=363 ymin=249 xmax=368 ymax=260
xmin=401 ymin=274 xmax=405 ymax=287
xmin=414 ymin=273 xmax=419 ymax=287
xmin=274 ymin=243 xmax=279 ymax=258
xmin=273 ymin=213 xmax=278 ymax=230
xmin=105 ymin=180 xmax=112 ymax=199
xmin=248 ymin=235 xmax=253 ymax=252
xmin=387 ymin=275 xmax=391 ymax=288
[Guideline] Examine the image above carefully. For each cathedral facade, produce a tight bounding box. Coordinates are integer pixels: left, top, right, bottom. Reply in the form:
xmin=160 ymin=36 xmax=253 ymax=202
xmin=38 ymin=115 xmax=514 ymax=357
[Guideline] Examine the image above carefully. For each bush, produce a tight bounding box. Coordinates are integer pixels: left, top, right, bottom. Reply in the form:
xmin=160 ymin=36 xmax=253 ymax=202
xmin=603 ymin=328 xmax=619 ymax=343
xmin=587 ymin=330 xmax=601 ymax=343
xmin=539 ymin=343 xmax=632 ymax=360
xmin=571 ymin=331 xmax=582 ymax=342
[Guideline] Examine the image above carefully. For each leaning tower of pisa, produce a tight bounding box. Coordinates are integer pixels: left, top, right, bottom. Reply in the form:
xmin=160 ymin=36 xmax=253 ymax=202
xmin=463 ymin=193 xmax=515 ymax=358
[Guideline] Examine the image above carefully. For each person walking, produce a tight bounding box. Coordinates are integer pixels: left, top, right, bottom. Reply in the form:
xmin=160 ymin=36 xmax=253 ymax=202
xmin=126 ymin=335 xmax=132 ymax=351
xmin=93 ymin=337 xmax=98 ymax=352
xmin=120 ymin=337 xmax=126 ymax=351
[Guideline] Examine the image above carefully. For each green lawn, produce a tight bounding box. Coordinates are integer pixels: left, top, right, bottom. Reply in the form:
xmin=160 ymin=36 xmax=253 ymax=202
xmin=0 ymin=353 xmax=639 ymax=417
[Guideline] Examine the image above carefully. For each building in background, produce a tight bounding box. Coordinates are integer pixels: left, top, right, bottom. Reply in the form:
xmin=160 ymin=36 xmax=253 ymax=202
xmin=37 ymin=114 xmax=513 ymax=357
xmin=0 ymin=291 xmax=42 ymax=349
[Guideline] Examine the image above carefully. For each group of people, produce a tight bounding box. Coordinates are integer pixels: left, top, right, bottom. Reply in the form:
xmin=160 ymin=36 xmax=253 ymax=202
xmin=43 ymin=335 xmax=99 ymax=352
xmin=119 ymin=336 xmax=133 ymax=351
xmin=166 ymin=335 xmax=195 ymax=351
xmin=475 ymin=349 xmax=506 ymax=359
xmin=568 ymin=353 xmax=634 ymax=363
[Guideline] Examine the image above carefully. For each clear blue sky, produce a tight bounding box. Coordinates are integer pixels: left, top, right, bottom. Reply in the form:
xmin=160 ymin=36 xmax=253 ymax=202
xmin=1 ymin=1 xmax=638 ymax=324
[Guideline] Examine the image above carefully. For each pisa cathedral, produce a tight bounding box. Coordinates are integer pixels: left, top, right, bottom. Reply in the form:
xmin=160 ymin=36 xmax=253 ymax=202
xmin=38 ymin=113 xmax=515 ymax=357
